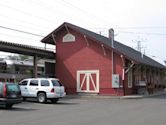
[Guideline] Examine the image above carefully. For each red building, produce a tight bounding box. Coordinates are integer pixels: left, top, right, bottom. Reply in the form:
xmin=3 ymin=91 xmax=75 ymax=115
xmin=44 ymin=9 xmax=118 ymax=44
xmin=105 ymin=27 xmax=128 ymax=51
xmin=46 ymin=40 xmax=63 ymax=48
xmin=41 ymin=22 xmax=166 ymax=96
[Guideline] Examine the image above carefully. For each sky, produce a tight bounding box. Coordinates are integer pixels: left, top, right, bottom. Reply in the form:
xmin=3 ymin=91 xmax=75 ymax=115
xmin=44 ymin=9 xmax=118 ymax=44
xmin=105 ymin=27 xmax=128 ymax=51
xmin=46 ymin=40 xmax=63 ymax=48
xmin=0 ymin=0 xmax=166 ymax=64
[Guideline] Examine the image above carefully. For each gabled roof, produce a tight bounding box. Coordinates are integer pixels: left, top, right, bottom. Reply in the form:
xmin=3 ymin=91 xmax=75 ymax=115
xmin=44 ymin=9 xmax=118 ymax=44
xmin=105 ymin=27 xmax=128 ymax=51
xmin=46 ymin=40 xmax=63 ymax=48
xmin=41 ymin=22 xmax=166 ymax=69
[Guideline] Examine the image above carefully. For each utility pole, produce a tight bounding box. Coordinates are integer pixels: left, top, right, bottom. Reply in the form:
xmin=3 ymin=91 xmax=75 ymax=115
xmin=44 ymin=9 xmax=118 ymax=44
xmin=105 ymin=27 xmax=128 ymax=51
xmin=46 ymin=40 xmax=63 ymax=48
xmin=133 ymin=38 xmax=147 ymax=54
xmin=137 ymin=40 xmax=142 ymax=52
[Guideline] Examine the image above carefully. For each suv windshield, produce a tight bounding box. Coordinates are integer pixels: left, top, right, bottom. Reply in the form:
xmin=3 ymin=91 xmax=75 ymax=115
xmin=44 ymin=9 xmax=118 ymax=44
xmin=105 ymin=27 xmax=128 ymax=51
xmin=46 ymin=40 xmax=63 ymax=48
xmin=6 ymin=84 xmax=20 ymax=92
xmin=51 ymin=80 xmax=62 ymax=86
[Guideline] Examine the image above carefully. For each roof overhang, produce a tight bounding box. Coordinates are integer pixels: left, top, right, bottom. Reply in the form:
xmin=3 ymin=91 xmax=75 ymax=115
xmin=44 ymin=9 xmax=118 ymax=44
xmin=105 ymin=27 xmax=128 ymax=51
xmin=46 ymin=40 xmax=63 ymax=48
xmin=41 ymin=22 xmax=68 ymax=45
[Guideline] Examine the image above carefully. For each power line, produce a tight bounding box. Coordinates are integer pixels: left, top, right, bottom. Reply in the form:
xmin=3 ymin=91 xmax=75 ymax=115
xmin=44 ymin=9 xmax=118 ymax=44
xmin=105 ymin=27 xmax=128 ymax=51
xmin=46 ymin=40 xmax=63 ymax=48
xmin=0 ymin=2 xmax=57 ymax=25
xmin=0 ymin=25 xmax=44 ymax=37
xmin=115 ymin=26 xmax=166 ymax=29
xmin=27 ymin=0 xmax=96 ymax=29
xmin=28 ymin=0 xmax=102 ymax=27
xmin=0 ymin=14 xmax=51 ymax=30
xmin=0 ymin=32 xmax=41 ymax=41
xmin=36 ymin=0 xmax=103 ymax=26
xmin=0 ymin=0 xmax=95 ymax=31
xmin=88 ymin=26 xmax=166 ymax=30
xmin=27 ymin=0 xmax=73 ymax=20
xmin=0 ymin=17 xmax=47 ymax=33
xmin=60 ymin=0 xmax=112 ymax=25
xmin=88 ymin=28 xmax=166 ymax=36
xmin=117 ymin=31 xmax=166 ymax=36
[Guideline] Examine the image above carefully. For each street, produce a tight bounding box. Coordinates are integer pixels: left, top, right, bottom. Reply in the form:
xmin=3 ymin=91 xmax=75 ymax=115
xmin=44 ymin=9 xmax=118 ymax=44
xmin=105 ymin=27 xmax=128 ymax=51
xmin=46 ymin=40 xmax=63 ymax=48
xmin=0 ymin=94 xmax=166 ymax=125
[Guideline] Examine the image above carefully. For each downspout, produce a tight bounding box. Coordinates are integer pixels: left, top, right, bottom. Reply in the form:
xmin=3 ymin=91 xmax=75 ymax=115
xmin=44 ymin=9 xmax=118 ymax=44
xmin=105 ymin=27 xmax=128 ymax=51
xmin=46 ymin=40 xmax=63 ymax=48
xmin=109 ymin=29 xmax=114 ymax=85
xmin=109 ymin=29 xmax=114 ymax=75
xmin=120 ymin=55 xmax=126 ymax=96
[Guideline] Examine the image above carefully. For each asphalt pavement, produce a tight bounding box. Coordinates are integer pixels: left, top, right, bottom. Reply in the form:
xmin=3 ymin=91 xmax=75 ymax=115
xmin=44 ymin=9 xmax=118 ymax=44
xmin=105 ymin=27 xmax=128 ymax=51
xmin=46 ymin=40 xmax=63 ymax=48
xmin=0 ymin=93 xmax=166 ymax=125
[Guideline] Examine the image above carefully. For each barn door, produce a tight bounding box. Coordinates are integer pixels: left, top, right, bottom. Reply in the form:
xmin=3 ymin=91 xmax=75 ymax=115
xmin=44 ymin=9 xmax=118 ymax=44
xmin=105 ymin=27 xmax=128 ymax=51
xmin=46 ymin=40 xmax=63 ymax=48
xmin=77 ymin=70 xmax=99 ymax=93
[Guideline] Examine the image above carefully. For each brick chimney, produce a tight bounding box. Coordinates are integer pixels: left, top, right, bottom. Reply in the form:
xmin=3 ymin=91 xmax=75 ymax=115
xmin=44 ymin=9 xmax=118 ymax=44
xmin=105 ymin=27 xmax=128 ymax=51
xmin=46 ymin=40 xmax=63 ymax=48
xmin=108 ymin=28 xmax=114 ymax=48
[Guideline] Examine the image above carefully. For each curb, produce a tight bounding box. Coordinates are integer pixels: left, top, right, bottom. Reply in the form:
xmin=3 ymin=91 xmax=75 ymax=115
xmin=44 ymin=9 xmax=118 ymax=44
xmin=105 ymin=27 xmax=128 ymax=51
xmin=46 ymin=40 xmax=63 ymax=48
xmin=120 ymin=95 xmax=143 ymax=99
xmin=64 ymin=95 xmax=121 ymax=99
xmin=64 ymin=91 xmax=166 ymax=100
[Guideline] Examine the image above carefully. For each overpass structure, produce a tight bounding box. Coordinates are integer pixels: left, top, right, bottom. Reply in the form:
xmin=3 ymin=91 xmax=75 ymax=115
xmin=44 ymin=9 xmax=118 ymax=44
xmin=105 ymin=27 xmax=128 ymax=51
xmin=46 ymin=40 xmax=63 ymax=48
xmin=0 ymin=40 xmax=55 ymax=78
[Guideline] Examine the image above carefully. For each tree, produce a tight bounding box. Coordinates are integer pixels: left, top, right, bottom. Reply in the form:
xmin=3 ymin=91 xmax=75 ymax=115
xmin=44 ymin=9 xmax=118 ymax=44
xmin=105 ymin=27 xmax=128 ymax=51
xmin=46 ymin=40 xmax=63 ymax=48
xmin=19 ymin=55 xmax=33 ymax=61
xmin=7 ymin=55 xmax=19 ymax=60
xmin=164 ymin=60 xmax=166 ymax=65
xmin=7 ymin=54 xmax=32 ymax=61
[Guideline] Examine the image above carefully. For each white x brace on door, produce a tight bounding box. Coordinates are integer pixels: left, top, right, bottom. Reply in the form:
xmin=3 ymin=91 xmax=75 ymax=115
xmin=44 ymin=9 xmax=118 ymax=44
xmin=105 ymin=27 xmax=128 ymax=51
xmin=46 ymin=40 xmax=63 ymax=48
xmin=77 ymin=70 xmax=99 ymax=93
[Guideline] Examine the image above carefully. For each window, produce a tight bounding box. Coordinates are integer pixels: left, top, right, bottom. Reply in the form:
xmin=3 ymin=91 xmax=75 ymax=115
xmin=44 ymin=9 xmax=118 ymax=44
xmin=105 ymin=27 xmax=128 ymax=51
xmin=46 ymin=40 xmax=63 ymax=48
xmin=7 ymin=84 xmax=20 ymax=92
xmin=41 ymin=80 xmax=50 ymax=86
xmin=29 ymin=80 xmax=38 ymax=86
xmin=20 ymin=80 xmax=28 ymax=86
xmin=51 ymin=80 xmax=62 ymax=86
xmin=0 ymin=84 xmax=3 ymax=95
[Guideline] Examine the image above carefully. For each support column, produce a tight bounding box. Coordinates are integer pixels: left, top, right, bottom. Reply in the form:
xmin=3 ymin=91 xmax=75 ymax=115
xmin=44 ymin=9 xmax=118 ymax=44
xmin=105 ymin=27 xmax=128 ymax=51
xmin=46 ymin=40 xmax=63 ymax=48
xmin=33 ymin=55 xmax=37 ymax=78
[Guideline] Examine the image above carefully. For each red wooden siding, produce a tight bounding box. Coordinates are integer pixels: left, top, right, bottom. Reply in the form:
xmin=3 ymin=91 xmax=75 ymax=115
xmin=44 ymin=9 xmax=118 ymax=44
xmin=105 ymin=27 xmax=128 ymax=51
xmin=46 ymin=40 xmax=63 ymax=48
xmin=55 ymin=27 xmax=128 ymax=95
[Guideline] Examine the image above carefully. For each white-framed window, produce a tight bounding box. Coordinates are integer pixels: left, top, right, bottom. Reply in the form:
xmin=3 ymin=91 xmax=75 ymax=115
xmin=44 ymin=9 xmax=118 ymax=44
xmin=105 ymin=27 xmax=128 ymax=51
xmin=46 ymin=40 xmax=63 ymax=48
xmin=62 ymin=33 xmax=75 ymax=42
xmin=128 ymin=68 xmax=133 ymax=88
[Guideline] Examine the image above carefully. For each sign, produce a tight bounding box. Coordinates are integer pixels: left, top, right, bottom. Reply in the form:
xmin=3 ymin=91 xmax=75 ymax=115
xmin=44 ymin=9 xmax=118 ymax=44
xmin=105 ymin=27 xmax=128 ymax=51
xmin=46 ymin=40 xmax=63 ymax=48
xmin=63 ymin=33 xmax=75 ymax=42
xmin=112 ymin=74 xmax=120 ymax=88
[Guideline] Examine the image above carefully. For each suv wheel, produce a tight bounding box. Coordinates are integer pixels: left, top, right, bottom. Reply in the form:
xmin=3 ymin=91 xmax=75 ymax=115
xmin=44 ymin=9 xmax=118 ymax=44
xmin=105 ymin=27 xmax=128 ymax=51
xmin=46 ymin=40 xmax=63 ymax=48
xmin=37 ymin=93 xmax=46 ymax=103
xmin=23 ymin=97 xmax=26 ymax=101
xmin=5 ymin=104 xmax=13 ymax=109
xmin=51 ymin=98 xmax=59 ymax=103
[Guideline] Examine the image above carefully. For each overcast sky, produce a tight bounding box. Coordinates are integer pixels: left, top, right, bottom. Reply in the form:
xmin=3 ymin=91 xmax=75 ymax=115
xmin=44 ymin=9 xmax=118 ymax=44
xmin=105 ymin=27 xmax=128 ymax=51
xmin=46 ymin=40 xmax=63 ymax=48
xmin=0 ymin=0 xmax=166 ymax=64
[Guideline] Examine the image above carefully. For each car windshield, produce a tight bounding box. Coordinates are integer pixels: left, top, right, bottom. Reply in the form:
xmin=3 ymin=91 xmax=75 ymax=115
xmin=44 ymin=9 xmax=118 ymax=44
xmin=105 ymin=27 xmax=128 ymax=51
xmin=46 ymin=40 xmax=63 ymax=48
xmin=6 ymin=84 xmax=20 ymax=92
xmin=51 ymin=80 xmax=62 ymax=86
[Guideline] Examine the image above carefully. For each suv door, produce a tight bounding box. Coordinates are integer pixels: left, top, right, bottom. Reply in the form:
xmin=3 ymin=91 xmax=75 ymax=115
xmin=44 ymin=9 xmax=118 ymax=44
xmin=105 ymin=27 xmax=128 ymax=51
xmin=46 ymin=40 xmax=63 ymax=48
xmin=19 ymin=80 xmax=29 ymax=97
xmin=40 ymin=80 xmax=50 ymax=92
xmin=28 ymin=80 xmax=39 ymax=97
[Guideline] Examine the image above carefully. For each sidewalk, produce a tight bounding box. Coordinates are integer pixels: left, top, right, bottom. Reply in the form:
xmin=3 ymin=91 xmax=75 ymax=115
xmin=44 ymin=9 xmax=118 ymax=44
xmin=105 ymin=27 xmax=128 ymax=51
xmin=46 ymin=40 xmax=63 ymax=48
xmin=64 ymin=90 xmax=166 ymax=99
xmin=121 ymin=90 xmax=166 ymax=99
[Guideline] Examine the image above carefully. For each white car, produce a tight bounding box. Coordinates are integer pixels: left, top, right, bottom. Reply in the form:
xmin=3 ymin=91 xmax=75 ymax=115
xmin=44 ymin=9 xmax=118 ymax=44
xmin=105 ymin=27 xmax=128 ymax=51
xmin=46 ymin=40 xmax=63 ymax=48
xmin=19 ymin=78 xmax=66 ymax=103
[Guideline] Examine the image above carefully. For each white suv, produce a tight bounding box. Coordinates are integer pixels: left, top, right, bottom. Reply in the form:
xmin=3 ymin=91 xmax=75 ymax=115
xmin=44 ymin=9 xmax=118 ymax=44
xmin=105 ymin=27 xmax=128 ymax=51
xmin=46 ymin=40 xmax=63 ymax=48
xmin=19 ymin=78 xmax=66 ymax=103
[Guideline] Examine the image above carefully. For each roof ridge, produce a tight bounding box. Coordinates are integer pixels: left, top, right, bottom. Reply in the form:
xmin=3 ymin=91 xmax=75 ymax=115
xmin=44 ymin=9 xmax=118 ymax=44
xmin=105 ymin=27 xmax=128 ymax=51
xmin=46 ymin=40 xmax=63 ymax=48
xmin=65 ymin=23 xmax=166 ymax=69
xmin=42 ymin=22 xmax=166 ymax=69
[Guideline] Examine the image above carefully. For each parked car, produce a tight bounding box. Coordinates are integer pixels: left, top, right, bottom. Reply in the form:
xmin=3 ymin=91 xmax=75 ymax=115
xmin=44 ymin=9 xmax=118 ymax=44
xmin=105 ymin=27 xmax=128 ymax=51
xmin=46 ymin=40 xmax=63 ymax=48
xmin=0 ymin=82 xmax=22 ymax=108
xmin=19 ymin=78 xmax=66 ymax=103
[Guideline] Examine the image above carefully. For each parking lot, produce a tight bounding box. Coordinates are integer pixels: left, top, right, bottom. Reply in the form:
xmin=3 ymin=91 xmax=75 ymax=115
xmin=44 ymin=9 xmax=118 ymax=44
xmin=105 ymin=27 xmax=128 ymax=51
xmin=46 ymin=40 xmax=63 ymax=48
xmin=1 ymin=94 xmax=166 ymax=125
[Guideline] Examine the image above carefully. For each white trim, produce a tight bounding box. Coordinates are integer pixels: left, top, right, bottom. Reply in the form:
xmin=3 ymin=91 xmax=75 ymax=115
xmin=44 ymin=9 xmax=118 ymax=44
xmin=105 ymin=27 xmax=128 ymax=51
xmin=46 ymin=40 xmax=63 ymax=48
xmin=77 ymin=70 xmax=99 ymax=93
xmin=89 ymin=74 xmax=97 ymax=90
xmin=86 ymin=73 xmax=90 ymax=91
xmin=80 ymin=74 xmax=87 ymax=90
